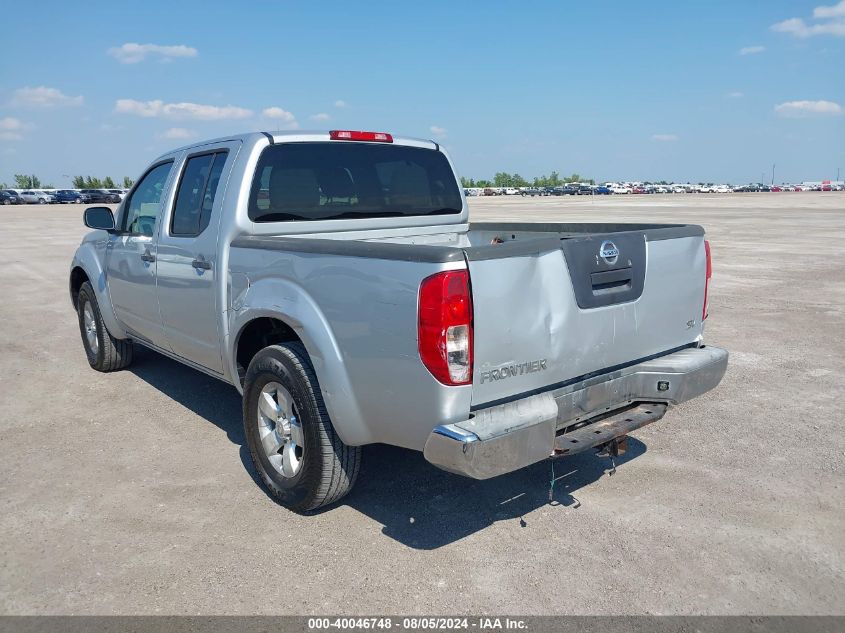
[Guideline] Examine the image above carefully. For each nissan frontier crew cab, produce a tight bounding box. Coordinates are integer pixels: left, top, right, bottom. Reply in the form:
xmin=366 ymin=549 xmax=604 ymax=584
xmin=70 ymin=130 xmax=728 ymax=512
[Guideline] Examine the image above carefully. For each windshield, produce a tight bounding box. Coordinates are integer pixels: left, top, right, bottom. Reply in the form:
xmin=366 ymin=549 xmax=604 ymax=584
xmin=248 ymin=142 xmax=462 ymax=222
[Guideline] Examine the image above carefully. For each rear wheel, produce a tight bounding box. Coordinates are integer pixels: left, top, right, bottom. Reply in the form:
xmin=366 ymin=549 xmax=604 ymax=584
xmin=76 ymin=281 xmax=133 ymax=371
xmin=243 ymin=343 xmax=360 ymax=512
xmin=38 ymin=198 xmax=46 ymax=204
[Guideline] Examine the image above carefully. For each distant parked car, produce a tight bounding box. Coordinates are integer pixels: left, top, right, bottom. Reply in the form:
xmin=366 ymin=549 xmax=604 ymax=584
xmin=593 ymin=185 xmax=612 ymax=195
xmin=55 ymin=190 xmax=90 ymax=204
xmin=553 ymin=185 xmax=578 ymax=195
xmin=503 ymin=187 xmax=520 ymax=196
xmin=1 ymin=190 xmax=22 ymax=205
xmin=107 ymin=189 xmax=127 ymax=201
xmin=713 ymin=185 xmax=731 ymax=193
xmin=520 ymin=187 xmax=544 ymax=196
xmin=631 ymin=186 xmax=648 ymax=194
xmin=19 ymin=190 xmax=56 ymax=204
xmin=576 ymin=184 xmax=594 ymax=195
xmin=80 ymin=189 xmax=120 ymax=203
xmin=610 ymin=184 xmax=630 ymax=194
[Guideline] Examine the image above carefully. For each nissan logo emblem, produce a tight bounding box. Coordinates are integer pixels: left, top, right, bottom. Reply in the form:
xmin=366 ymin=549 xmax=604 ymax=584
xmin=599 ymin=240 xmax=619 ymax=265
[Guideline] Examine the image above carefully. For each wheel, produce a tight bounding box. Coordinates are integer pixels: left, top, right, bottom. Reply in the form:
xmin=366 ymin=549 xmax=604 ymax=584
xmin=38 ymin=198 xmax=46 ymax=204
xmin=76 ymin=281 xmax=133 ymax=372
xmin=3 ymin=199 xmax=9 ymax=205
xmin=243 ymin=343 xmax=361 ymax=512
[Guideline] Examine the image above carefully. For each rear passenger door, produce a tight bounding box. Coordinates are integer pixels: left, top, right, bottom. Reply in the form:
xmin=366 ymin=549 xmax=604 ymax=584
xmin=155 ymin=143 xmax=238 ymax=373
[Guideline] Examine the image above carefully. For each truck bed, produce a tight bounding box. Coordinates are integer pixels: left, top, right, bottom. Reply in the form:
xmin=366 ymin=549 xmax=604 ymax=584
xmin=233 ymin=221 xmax=708 ymax=409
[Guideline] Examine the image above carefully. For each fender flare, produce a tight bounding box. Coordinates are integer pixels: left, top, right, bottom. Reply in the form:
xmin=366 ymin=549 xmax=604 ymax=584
xmin=70 ymin=240 xmax=128 ymax=340
xmin=227 ymin=277 xmax=371 ymax=446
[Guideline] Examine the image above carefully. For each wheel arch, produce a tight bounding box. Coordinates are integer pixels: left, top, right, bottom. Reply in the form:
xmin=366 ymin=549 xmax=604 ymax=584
xmin=228 ymin=280 xmax=371 ymax=446
xmin=70 ymin=242 xmax=128 ymax=339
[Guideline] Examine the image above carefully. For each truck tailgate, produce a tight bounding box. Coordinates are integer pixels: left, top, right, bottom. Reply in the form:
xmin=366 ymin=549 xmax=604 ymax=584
xmin=466 ymin=227 xmax=708 ymax=408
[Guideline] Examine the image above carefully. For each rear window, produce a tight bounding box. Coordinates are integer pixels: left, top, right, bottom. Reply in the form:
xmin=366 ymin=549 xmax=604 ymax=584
xmin=248 ymin=142 xmax=462 ymax=222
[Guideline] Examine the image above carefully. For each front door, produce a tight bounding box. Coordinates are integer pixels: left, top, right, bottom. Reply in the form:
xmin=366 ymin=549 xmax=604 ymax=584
xmin=155 ymin=145 xmax=236 ymax=373
xmin=105 ymin=160 xmax=175 ymax=348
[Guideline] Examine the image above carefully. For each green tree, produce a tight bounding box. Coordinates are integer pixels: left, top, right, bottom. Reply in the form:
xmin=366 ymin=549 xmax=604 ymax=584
xmin=72 ymin=176 xmax=86 ymax=189
xmin=122 ymin=176 xmax=134 ymax=188
xmin=84 ymin=176 xmax=103 ymax=188
xmin=14 ymin=174 xmax=41 ymax=188
xmin=460 ymin=176 xmax=476 ymax=188
xmin=493 ymin=172 xmax=512 ymax=187
xmin=103 ymin=176 xmax=116 ymax=188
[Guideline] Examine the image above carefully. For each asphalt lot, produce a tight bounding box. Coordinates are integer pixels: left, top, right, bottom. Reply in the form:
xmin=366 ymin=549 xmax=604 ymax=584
xmin=1 ymin=193 xmax=843 ymax=615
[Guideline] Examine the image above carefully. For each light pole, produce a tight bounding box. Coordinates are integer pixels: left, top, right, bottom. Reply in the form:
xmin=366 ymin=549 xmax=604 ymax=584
xmin=771 ymin=163 xmax=775 ymax=186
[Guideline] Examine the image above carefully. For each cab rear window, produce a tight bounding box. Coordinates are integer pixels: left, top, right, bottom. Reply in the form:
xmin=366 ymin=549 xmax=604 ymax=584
xmin=248 ymin=142 xmax=462 ymax=222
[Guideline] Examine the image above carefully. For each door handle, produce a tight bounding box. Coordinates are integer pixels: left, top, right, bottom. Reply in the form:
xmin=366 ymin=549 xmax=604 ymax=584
xmin=140 ymin=251 xmax=155 ymax=263
xmin=192 ymin=257 xmax=212 ymax=270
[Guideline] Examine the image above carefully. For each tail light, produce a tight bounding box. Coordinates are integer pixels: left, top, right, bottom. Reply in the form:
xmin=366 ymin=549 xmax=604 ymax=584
xmin=702 ymin=240 xmax=712 ymax=321
xmin=329 ymin=130 xmax=393 ymax=143
xmin=418 ymin=270 xmax=473 ymax=385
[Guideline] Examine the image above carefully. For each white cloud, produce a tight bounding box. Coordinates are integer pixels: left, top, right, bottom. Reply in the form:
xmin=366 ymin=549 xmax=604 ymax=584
xmin=261 ymin=107 xmax=299 ymax=129
xmin=430 ymin=125 xmax=447 ymax=139
xmin=309 ymin=113 xmax=330 ymax=121
xmin=727 ymin=91 xmax=744 ymax=98
xmin=115 ymin=99 xmax=253 ymax=120
xmin=772 ymin=16 xmax=845 ymax=36
xmin=739 ymin=45 xmax=765 ymax=55
xmin=0 ymin=116 xmax=33 ymax=140
xmin=0 ymin=117 xmax=25 ymax=131
xmin=652 ymin=134 xmax=679 ymax=142
xmin=774 ymin=99 xmax=843 ymax=117
xmin=814 ymin=1 xmax=845 ymax=18
xmin=334 ymin=100 xmax=347 ymax=108
xmin=108 ymin=43 xmax=198 ymax=64
xmin=160 ymin=127 xmax=196 ymax=140
xmin=11 ymin=86 xmax=83 ymax=108
xmin=772 ymin=2 xmax=845 ymax=38
xmin=262 ymin=107 xmax=295 ymax=122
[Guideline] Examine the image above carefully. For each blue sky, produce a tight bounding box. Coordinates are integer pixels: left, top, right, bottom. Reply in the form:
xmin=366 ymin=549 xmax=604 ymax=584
xmin=1 ymin=0 xmax=843 ymax=186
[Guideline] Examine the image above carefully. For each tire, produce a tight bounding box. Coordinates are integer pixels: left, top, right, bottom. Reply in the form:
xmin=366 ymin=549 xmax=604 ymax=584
xmin=3 ymin=199 xmax=9 ymax=205
xmin=38 ymin=198 xmax=46 ymax=204
xmin=243 ymin=343 xmax=361 ymax=512
xmin=76 ymin=281 xmax=133 ymax=372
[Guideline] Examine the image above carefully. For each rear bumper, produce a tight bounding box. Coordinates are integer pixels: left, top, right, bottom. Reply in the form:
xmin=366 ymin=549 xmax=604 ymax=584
xmin=423 ymin=345 xmax=728 ymax=479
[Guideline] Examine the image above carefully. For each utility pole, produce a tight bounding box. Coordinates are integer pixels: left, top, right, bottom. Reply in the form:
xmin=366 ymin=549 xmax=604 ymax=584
xmin=771 ymin=164 xmax=775 ymax=186
xmin=761 ymin=171 xmax=765 ymax=185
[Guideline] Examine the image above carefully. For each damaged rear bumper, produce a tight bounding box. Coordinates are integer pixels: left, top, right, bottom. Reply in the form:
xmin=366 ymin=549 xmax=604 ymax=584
xmin=423 ymin=345 xmax=728 ymax=479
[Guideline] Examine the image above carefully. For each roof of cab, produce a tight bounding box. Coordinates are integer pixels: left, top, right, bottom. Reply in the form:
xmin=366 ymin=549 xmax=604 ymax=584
xmin=154 ymin=130 xmax=440 ymax=162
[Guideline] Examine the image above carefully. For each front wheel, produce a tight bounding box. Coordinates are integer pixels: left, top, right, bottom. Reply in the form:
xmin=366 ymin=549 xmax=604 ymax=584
xmin=76 ymin=281 xmax=133 ymax=371
xmin=243 ymin=343 xmax=361 ymax=512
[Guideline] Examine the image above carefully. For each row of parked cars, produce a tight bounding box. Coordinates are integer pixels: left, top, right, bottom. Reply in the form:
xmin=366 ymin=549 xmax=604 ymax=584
xmin=0 ymin=188 xmax=127 ymax=205
xmin=466 ymin=182 xmax=844 ymax=197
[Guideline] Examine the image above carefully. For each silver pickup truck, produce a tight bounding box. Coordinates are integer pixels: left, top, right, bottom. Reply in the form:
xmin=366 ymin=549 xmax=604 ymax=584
xmin=70 ymin=130 xmax=727 ymax=511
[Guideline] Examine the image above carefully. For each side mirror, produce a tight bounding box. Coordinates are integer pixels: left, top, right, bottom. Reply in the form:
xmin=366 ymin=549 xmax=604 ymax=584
xmin=83 ymin=206 xmax=116 ymax=231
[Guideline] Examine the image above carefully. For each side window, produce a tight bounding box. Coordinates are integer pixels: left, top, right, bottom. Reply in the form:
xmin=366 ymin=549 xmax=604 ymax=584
xmin=122 ymin=161 xmax=174 ymax=236
xmin=171 ymin=151 xmax=228 ymax=236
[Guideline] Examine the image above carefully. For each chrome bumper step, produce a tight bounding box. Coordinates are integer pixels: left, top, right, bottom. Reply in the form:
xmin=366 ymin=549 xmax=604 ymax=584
xmin=553 ymin=402 xmax=668 ymax=455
